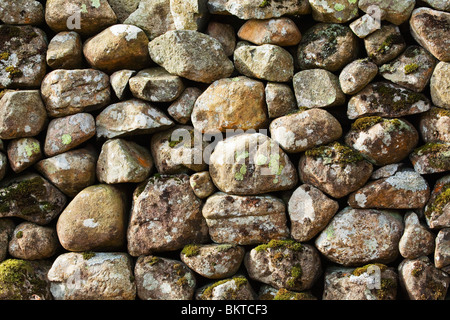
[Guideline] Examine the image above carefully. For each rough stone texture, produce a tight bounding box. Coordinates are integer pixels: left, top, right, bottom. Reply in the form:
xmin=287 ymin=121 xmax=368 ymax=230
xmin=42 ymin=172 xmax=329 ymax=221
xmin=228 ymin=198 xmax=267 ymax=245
xmin=349 ymin=14 xmax=382 ymax=38
xmin=265 ymin=83 xmax=297 ymax=119
xmin=180 ymin=243 xmax=245 ymax=279
xmin=234 ymin=44 xmax=294 ymax=82
xmin=45 ymin=0 xmax=118 ymax=36
xmin=127 ymin=174 xmax=209 ymax=256
xmin=0 ymin=259 xmax=52 ymax=300
xmin=348 ymin=168 xmax=430 ymax=210
xmin=35 ymin=148 xmax=97 ymax=198
xmin=423 ymin=174 xmax=450 ymax=229
xmin=410 ymin=142 xmax=450 ymax=175
xmin=0 ymin=173 xmax=67 ymax=225
xmin=83 ymin=24 xmax=151 ymax=74
xmin=41 ymin=69 xmax=111 ymax=118
xmin=56 ymin=184 xmax=127 ymax=252
xmin=299 ymin=142 xmax=373 ymax=199
xmin=97 ymin=139 xmax=153 ymax=184
xmin=269 ymin=108 xmax=342 ymax=153
xmin=379 ymin=46 xmax=437 ymax=93
xmin=315 ymin=207 xmax=404 ymax=266
xmin=0 ymin=0 xmax=44 ymax=25
xmin=195 ymin=275 xmax=255 ymax=300
xmin=108 ymin=0 xmax=140 ymax=22
xmin=191 ymin=77 xmax=268 ymax=134
xmin=95 ymin=99 xmax=174 ymax=139
xmin=419 ymin=107 xmax=450 ymax=144
xmin=0 ymin=90 xmax=47 ymax=140
xmin=148 ymin=30 xmax=234 ymax=83
xmin=293 ymin=69 xmax=346 ymax=108
xmin=189 ymin=171 xmax=216 ymax=199
xmin=398 ymin=256 xmax=450 ymax=300
xmin=409 ymin=7 xmax=450 ymax=62
xmin=202 ymin=192 xmax=289 ymax=245
xmin=323 ymin=265 xmax=398 ymax=300
xmin=134 ymin=255 xmax=196 ymax=300
xmin=435 ymin=229 xmax=450 ymax=271
xmin=288 ymin=184 xmax=339 ymax=242
xmin=0 ymin=219 xmax=15 ymax=262
xmin=237 ymin=17 xmax=301 ymax=46
xmin=245 ymin=241 xmax=322 ymax=291
xmin=359 ymin=0 xmax=415 ymax=25
xmin=44 ymin=113 xmax=96 ymax=157
xmin=399 ymin=212 xmax=435 ymax=259
xmin=47 ymin=252 xmax=136 ymax=300
xmin=297 ymin=23 xmax=358 ymax=72
xmin=46 ymin=32 xmax=83 ymax=70
xmin=364 ymin=24 xmax=406 ymax=66
xmin=422 ymin=0 xmax=450 ymax=12
xmin=339 ymin=59 xmax=378 ymax=95
xmin=207 ymin=0 xmax=311 ymax=20
xmin=123 ymin=0 xmax=175 ymax=40
xmin=150 ymin=126 xmax=208 ymax=174
xmin=110 ymin=70 xmax=136 ymax=101
xmin=209 ymin=133 xmax=298 ymax=195
xmin=344 ymin=117 xmax=419 ymax=166
xmin=170 ymin=0 xmax=209 ymax=31
xmin=347 ymin=82 xmax=431 ymax=119
xmin=167 ymin=87 xmax=202 ymax=125
xmin=8 ymin=222 xmax=59 ymax=260
xmin=206 ymin=21 xmax=236 ymax=56
xmin=0 ymin=25 xmax=47 ymax=89
xmin=7 ymin=137 xmax=42 ymax=173
xmin=430 ymin=62 xmax=450 ymax=109
xmin=309 ymin=0 xmax=359 ymax=24
xmin=129 ymin=67 xmax=184 ymax=103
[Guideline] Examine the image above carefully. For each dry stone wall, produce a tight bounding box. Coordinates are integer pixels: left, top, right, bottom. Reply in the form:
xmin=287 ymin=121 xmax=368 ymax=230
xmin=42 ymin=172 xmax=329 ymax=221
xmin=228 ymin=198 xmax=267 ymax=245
xmin=0 ymin=0 xmax=449 ymax=301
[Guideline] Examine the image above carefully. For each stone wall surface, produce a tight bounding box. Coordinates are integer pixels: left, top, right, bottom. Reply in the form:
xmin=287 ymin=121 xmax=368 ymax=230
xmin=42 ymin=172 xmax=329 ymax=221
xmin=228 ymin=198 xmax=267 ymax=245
xmin=0 ymin=0 xmax=449 ymax=301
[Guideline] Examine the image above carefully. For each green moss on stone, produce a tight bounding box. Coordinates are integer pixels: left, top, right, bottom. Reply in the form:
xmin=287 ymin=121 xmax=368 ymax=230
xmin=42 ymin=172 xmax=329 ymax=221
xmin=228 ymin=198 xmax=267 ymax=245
xmin=0 ymin=52 xmax=10 ymax=61
xmin=259 ymin=0 xmax=270 ymax=8
xmin=254 ymin=239 xmax=302 ymax=252
xmin=82 ymin=251 xmax=96 ymax=260
xmin=301 ymin=24 xmax=349 ymax=61
xmin=273 ymin=288 xmax=315 ymax=300
xmin=373 ymin=278 xmax=396 ymax=300
xmin=351 ymin=116 xmax=384 ymax=131
xmin=5 ymin=66 xmax=22 ymax=78
xmin=372 ymin=83 xmax=424 ymax=112
xmin=181 ymin=244 xmax=201 ymax=257
xmin=305 ymin=141 xmax=364 ymax=165
xmin=352 ymin=263 xmax=388 ymax=276
xmin=377 ymin=33 xmax=404 ymax=54
xmin=15 ymin=231 xmax=23 ymax=239
xmin=414 ymin=142 xmax=450 ymax=170
xmin=201 ymin=276 xmax=248 ymax=300
xmin=148 ymin=256 xmax=160 ymax=266
xmin=425 ymin=183 xmax=450 ymax=219
xmin=404 ymin=63 xmax=419 ymax=75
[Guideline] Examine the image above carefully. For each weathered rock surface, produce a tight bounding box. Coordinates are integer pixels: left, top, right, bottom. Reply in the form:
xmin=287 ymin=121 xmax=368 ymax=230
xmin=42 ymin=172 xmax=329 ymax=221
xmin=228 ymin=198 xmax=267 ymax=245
xmin=420 ymin=107 xmax=450 ymax=144
xmin=0 ymin=25 xmax=47 ymax=89
xmin=245 ymin=240 xmax=322 ymax=291
xmin=0 ymin=259 xmax=52 ymax=300
xmin=41 ymin=69 xmax=111 ymax=118
xmin=237 ymin=17 xmax=301 ymax=46
xmin=315 ymin=207 xmax=404 ymax=266
xmin=288 ymin=184 xmax=339 ymax=242
xmin=323 ymin=265 xmax=398 ymax=300
xmin=191 ymin=77 xmax=268 ymax=134
xmin=7 ymin=137 xmax=42 ymax=173
xmin=134 ymin=255 xmax=196 ymax=300
xmin=203 ymin=192 xmax=289 ymax=245
xmin=35 ymin=148 xmax=97 ymax=197
xmin=364 ymin=24 xmax=406 ymax=66
xmin=46 ymin=32 xmax=83 ymax=70
xmin=398 ymin=256 xmax=450 ymax=300
xmin=269 ymin=108 xmax=342 ymax=153
xmin=0 ymin=0 xmax=44 ymax=25
xmin=83 ymin=24 xmax=151 ymax=73
xmin=180 ymin=243 xmax=245 ymax=279
xmin=8 ymin=222 xmax=59 ymax=260
xmin=309 ymin=0 xmax=359 ymax=24
xmin=56 ymin=184 xmax=127 ymax=252
xmin=95 ymin=99 xmax=174 ymax=139
xmin=410 ymin=142 xmax=450 ymax=175
xmin=265 ymin=83 xmax=297 ymax=119
xmin=0 ymin=173 xmax=67 ymax=225
xmin=127 ymin=174 xmax=209 ymax=256
xmin=0 ymin=219 xmax=15 ymax=262
xmin=195 ymin=275 xmax=255 ymax=300
xmin=339 ymin=59 xmax=378 ymax=95
xmin=348 ymin=168 xmax=430 ymax=210
xmin=47 ymin=252 xmax=136 ymax=300
xmin=430 ymin=62 xmax=450 ymax=109
xmin=299 ymin=142 xmax=373 ymax=198
xmin=409 ymin=7 xmax=450 ymax=62
xmin=148 ymin=30 xmax=234 ymax=83
xmin=189 ymin=171 xmax=216 ymax=199
xmin=209 ymin=133 xmax=298 ymax=195
xmin=399 ymin=212 xmax=435 ymax=259
xmin=44 ymin=113 xmax=96 ymax=157
xmin=423 ymin=174 xmax=450 ymax=229
xmin=435 ymin=229 xmax=450 ymax=271
xmin=359 ymin=0 xmax=415 ymax=25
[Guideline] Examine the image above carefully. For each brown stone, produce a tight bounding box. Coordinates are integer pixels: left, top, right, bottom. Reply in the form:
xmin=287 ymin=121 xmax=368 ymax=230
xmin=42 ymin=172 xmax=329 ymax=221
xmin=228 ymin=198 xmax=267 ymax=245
xmin=399 ymin=212 xmax=435 ymax=259
xmin=46 ymin=32 xmax=83 ymax=70
xmin=202 ymin=192 xmax=290 ymax=245
xmin=237 ymin=17 xmax=301 ymax=46
xmin=419 ymin=107 xmax=450 ymax=143
xmin=206 ymin=21 xmax=236 ymax=57
xmin=364 ymin=24 xmax=406 ymax=66
xmin=7 ymin=138 xmax=42 ymax=173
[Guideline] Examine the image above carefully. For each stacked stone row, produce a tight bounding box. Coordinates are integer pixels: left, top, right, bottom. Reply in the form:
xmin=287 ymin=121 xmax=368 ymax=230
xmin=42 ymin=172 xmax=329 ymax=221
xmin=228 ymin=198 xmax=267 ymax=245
xmin=0 ymin=0 xmax=449 ymax=300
